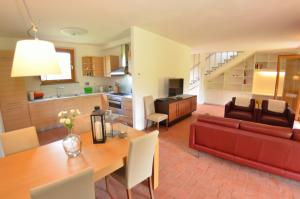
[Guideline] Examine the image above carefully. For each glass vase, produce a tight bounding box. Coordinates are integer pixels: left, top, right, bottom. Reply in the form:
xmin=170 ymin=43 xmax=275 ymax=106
xmin=62 ymin=128 xmax=81 ymax=158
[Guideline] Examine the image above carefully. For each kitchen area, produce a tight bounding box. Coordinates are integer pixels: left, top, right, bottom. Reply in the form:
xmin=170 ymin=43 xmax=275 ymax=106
xmin=0 ymin=42 xmax=133 ymax=133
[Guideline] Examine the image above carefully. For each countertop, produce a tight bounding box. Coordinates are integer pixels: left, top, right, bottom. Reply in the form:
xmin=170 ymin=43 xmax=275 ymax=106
xmin=28 ymin=92 xmax=132 ymax=103
xmin=155 ymin=94 xmax=196 ymax=104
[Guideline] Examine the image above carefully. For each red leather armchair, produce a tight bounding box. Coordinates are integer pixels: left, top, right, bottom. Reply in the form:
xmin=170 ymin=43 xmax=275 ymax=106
xmin=224 ymin=97 xmax=256 ymax=121
xmin=257 ymin=100 xmax=295 ymax=128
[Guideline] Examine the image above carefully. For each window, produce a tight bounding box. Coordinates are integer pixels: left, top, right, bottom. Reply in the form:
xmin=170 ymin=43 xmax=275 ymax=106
xmin=41 ymin=48 xmax=75 ymax=84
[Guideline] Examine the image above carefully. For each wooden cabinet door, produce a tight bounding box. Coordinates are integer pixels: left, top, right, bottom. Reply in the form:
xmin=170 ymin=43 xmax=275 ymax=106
xmin=92 ymin=57 xmax=104 ymax=77
xmin=191 ymin=96 xmax=197 ymax=112
xmin=178 ymin=99 xmax=191 ymax=117
xmin=169 ymin=102 xmax=178 ymax=122
xmin=29 ymin=100 xmax=60 ymax=130
xmin=0 ymin=51 xmax=31 ymax=131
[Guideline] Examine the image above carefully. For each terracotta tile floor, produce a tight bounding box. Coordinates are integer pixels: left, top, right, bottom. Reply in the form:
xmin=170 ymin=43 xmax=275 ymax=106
xmin=38 ymin=104 xmax=300 ymax=199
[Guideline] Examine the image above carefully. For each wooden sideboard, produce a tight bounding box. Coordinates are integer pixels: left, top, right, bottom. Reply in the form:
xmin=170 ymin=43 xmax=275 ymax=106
xmin=155 ymin=95 xmax=197 ymax=125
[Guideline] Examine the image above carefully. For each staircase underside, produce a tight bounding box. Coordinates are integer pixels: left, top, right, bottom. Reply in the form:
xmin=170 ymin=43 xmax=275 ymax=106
xmin=205 ymin=51 xmax=255 ymax=81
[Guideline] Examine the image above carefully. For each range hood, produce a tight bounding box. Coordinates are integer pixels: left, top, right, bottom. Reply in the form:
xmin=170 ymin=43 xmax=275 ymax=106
xmin=110 ymin=44 xmax=129 ymax=76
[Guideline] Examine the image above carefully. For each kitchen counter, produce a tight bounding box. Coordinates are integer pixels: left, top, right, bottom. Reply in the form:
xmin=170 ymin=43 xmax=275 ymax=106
xmin=28 ymin=92 xmax=132 ymax=103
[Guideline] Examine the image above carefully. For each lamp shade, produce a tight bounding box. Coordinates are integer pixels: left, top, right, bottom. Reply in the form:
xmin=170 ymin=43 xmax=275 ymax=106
xmin=11 ymin=39 xmax=61 ymax=77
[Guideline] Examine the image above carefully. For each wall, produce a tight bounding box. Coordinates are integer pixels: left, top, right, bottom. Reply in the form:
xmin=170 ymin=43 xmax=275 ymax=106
xmin=131 ymin=27 xmax=191 ymax=130
xmin=0 ymin=36 xmax=132 ymax=97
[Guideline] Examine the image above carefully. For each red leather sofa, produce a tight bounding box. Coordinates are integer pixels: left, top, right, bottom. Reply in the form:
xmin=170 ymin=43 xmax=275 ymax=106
xmin=190 ymin=115 xmax=300 ymax=181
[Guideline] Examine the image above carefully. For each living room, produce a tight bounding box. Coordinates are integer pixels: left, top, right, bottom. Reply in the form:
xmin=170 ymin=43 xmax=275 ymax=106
xmin=1 ymin=0 xmax=300 ymax=199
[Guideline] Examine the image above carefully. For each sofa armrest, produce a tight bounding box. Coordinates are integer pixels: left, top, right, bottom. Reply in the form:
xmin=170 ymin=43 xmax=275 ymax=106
xmin=256 ymin=108 xmax=262 ymax=122
xmin=287 ymin=107 xmax=295 ymax=128
xmin=292 ymin=129 xmax=300 ymax=141
xmin=224 ymin=101 xmax=232 ymax=117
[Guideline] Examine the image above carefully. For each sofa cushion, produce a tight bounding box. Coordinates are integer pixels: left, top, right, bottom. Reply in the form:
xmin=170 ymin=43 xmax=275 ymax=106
xmin=193 ymin=122 xmax=238 ymax=154
xmin=197 ymin=115 xmax=240 ymax=128
xmin=232 ymin=97 xmax=251 ymax=112
xmin=292 ymin=129 xmax=300 ymax=142
xmin=235 ymin=97 xmax=251 ymax=107
xmin=227 ymin=110 xmax=253 ymax=121
xmin=267 ymin=99 xmax=286 ymax=113
xmin=261 ymin=115 xmax=289 ymax=127
xmin=240 ymin=121 xmax=292 ymax=139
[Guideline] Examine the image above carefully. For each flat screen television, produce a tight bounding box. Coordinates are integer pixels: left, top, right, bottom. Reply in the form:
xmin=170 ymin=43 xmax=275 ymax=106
xmin=168 ymin=78 xmax=184 ymax=97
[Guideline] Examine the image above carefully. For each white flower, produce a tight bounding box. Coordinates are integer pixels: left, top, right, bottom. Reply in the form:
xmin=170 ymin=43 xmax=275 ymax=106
xmin=76 ymin=109 xmax=81 ymax=115
xmin=63 ymin=111 xmax=67 ymax=115
xmin=59 ymin=118 xmax=65 ymax=124
xmin=58 ymin=111 xmax=63 ymax=117
xmin=65 ymin=118 xmax=71 ymax=125
xmin=70 ymin=109 xmax=75 ymax=114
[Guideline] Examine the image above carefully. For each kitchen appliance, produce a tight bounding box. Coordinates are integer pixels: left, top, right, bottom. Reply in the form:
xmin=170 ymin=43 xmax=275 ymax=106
xmin=168 ymin=78 xmax=184 ymax=97
xmin=34 ymin=91 xmax=44 ymax=99
xmin=107 ymin=92 xmax=131 ymax=114
xmin=110 ymin=44 xmax=130 ymax=76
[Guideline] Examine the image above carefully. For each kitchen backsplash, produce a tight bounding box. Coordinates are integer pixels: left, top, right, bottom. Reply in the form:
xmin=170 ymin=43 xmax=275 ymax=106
xmin=25 ymin=75 xmax=132 ymax=98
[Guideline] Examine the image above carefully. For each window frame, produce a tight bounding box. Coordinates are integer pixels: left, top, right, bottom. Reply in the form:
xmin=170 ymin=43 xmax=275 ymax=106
xmin=40 ymin=48 xmax=76 ymax=85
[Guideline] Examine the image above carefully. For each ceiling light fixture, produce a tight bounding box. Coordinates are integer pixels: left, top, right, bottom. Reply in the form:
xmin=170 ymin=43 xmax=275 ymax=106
xmin=60 ymin=27 xmax=88 ymax=37
xmin=11 ymin=0 xmax=60 ymax=77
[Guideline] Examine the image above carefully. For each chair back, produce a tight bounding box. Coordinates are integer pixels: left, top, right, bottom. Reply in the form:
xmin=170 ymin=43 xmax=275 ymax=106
xmin=262 ymin=100 xmax=287 ymax=116
xmin=126 ymin=130 xmax=159 ymax=189
xmin=144 ymin=96 xmax=155 ymax=117
xmin=232 ymin=97 xmax=255 ymax=112
xmin=30 ymin=168 xmax=95 ymax=199
xmin=100 ymin=94 xmax=109 ymax=111
xmin=0 ymin=126 xmax=39 ymax=156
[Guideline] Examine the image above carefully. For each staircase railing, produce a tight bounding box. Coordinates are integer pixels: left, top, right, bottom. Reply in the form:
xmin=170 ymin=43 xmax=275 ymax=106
xmin=205 ymin=51 xmax=238 ymax=75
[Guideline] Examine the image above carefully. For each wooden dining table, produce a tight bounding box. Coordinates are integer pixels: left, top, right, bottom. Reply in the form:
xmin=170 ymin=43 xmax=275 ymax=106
xmin=0 ymin=123 xmax=159 ymax=199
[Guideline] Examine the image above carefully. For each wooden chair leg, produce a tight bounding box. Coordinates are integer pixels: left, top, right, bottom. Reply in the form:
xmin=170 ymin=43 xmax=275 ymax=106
xmin=145 ymin=120 xmax=149 ymax=130
xmin=148 ymin=177 xmax=155 ymax=199
xmin=157 ymin=122 xmax=159 ymax=131
xmin=105 ymin=176 xmax=109 ymax=191
xmin=166 ymin=119 xmax=168 ymax=130
xmin=126 ymin=189 xmax=132 ymax=199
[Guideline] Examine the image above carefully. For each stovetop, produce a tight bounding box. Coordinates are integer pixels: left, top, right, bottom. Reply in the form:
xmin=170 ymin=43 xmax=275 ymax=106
xmin=108 ymin=92 xmax=131 ymax=96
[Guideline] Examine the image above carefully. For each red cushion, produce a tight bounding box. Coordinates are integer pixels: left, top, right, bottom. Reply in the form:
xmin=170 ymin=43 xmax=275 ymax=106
xmin=240 ymin=121 xmax=292 ymax=139
xmin=197 ymin=115 xmax=240 ymax=129
xmin=292 ymin=129 xmax=300 ymax=141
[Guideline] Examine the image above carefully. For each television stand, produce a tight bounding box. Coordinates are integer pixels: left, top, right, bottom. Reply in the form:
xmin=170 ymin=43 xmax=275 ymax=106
xmin=155 ymin=95 xmax=197 ymax=126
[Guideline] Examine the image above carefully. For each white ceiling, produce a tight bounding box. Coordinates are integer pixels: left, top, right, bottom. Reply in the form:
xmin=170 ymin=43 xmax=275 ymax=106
xmin=1 ymin=0 xmax=300 ymax=51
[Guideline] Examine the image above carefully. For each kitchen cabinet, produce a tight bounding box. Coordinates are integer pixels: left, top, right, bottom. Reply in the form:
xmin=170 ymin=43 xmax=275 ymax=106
xmin=119 ymin=97 xmax=133 ymax=126
xmin=0 ymin=51 xmax=31 ymax=131
xmin=82 ymin=56 xmax=104 ymax=77
xmin=155 ymin=95 xmax=197 ymax=124
xmin=82 ymin=55 xmax=119 ymax=77
xmin=29 ymin=94 xmax=107 ymax=131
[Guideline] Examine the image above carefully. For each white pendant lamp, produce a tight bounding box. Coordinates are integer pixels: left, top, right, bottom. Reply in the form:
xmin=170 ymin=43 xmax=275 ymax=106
xmin=11 ymin=0 xmax=60 ymax=77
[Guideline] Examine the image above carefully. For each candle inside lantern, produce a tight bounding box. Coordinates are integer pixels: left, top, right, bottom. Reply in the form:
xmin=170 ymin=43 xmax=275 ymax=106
xmin=95 ymin=121 xmax=103 ymax=140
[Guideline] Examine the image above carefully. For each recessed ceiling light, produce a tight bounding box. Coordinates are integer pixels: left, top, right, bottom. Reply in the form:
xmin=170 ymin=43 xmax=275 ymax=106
xmin=60 ymin=27 xmax=88 ymax=36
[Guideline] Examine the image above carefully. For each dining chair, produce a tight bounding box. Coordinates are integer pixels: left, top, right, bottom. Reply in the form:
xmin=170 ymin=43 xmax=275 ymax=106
xmin=100 ymin=94 xmax=109 ymax=111
xmin=144 ymin=96 xmax=168 ymax=131
xmin=0 ymin=126 xmax=39 ymax=156
xmin=105 ymin=130 xmax=159 ymax=199
xmin=30 ymin=167 xmax=95 ymax=199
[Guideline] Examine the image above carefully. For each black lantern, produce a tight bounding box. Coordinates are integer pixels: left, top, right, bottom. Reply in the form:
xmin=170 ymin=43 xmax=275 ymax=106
xmin=90 ymin=106 xmax=106 ymax=144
